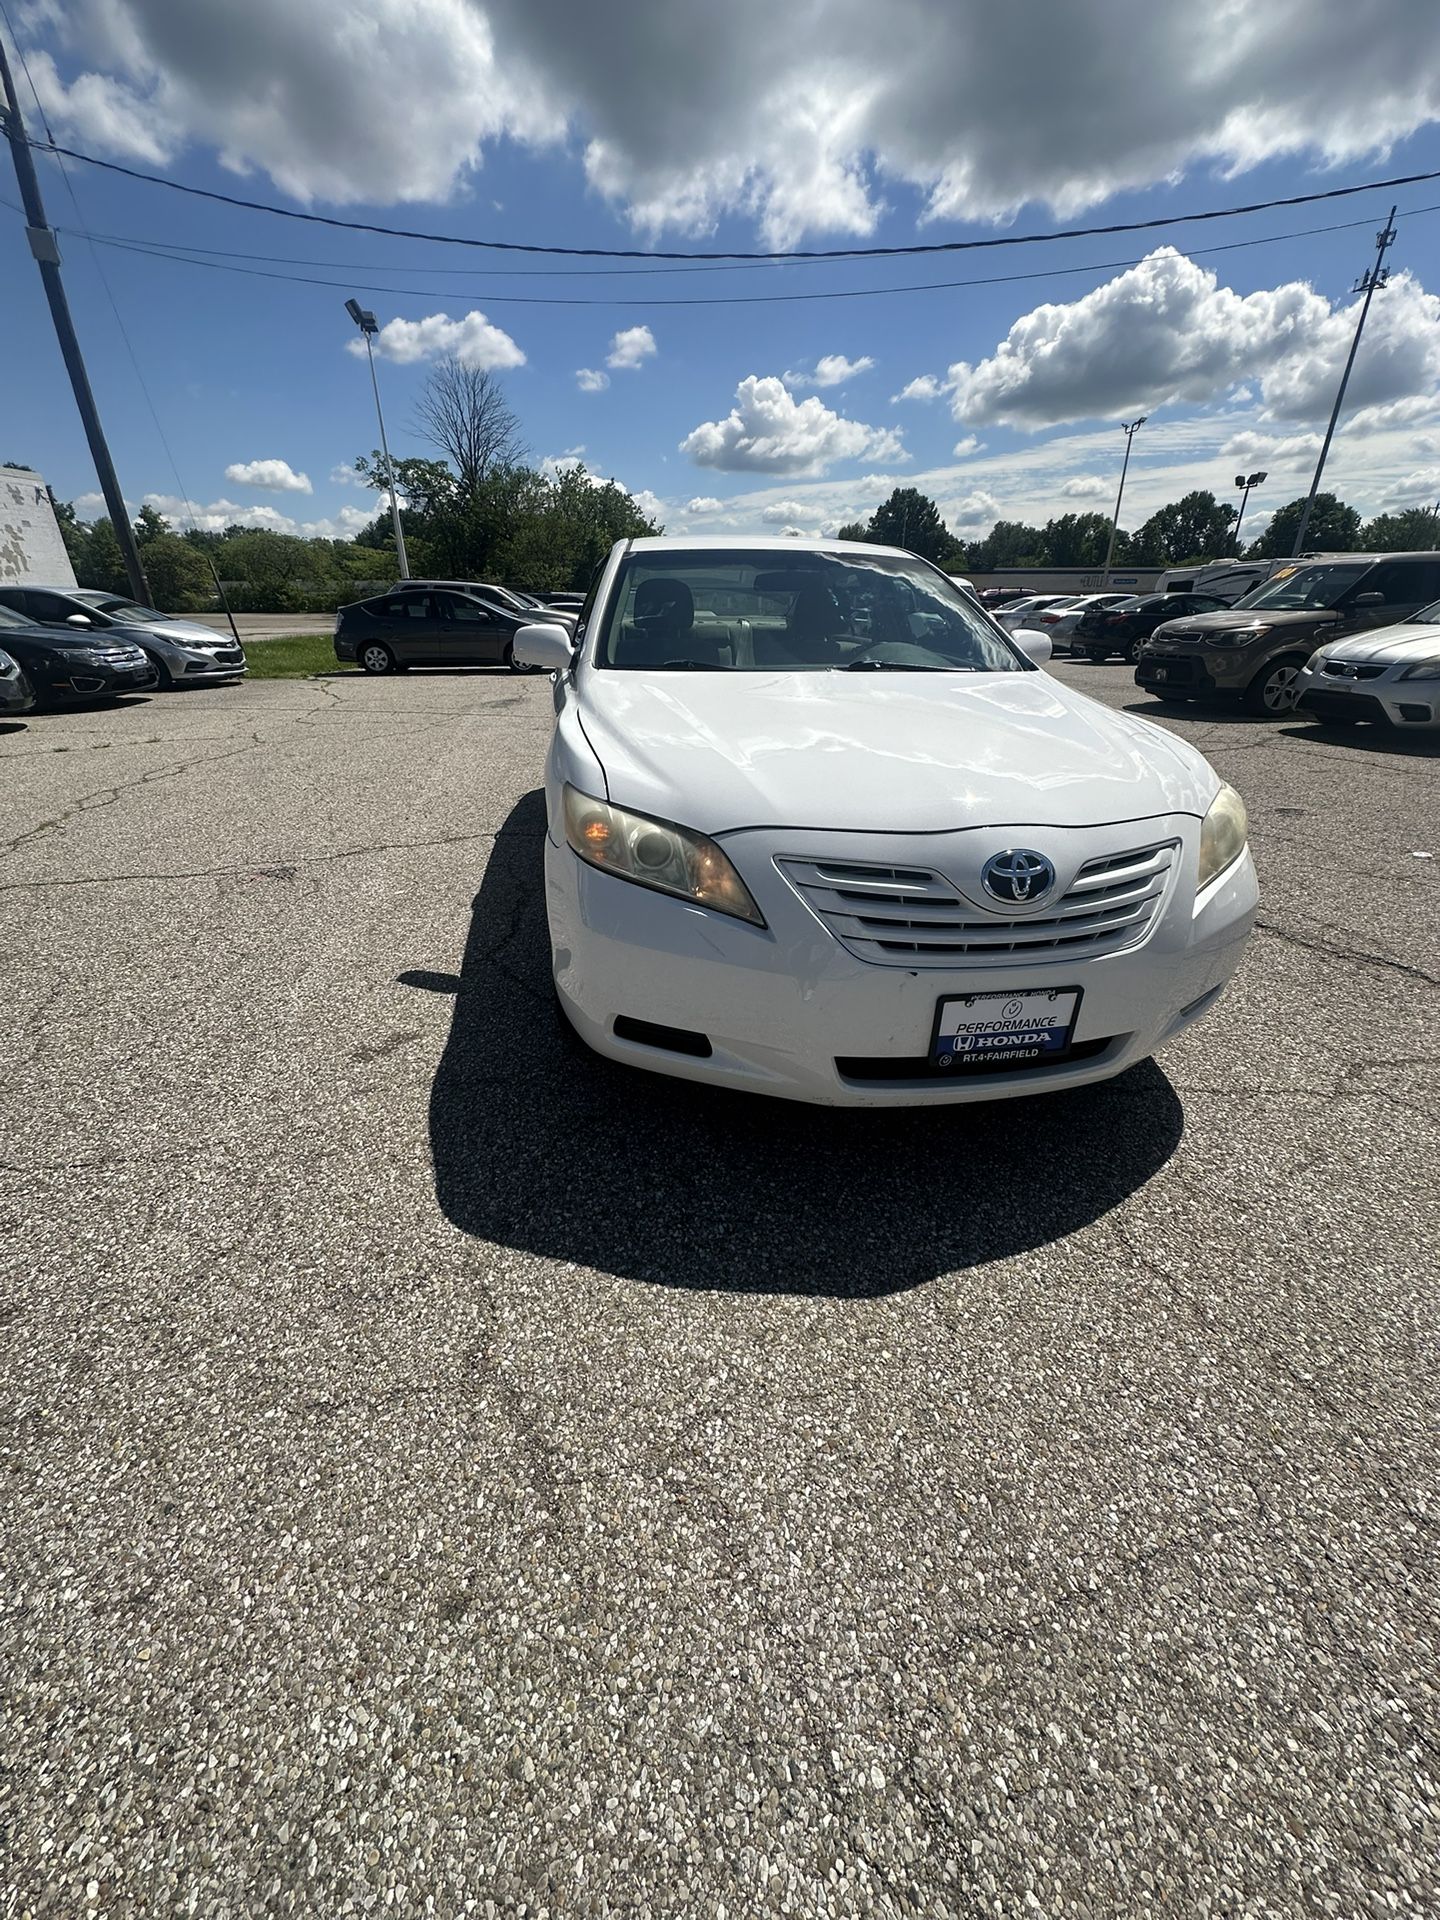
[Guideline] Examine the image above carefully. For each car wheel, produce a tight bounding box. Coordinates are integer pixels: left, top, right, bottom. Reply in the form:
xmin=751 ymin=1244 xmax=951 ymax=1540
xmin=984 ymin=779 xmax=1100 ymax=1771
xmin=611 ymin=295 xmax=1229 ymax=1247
xmin=1125 ymin=637 xmax=1145 ymax=665
xmin=504 ymin=640 xmax=539 ymax=675
xmin=145 ymin=650 xmax=174 ymax=690
xmin=1245 ymin=656 xmax=1306 ymax=716
xmin=359 ymin=641 xmax=397 ymax=675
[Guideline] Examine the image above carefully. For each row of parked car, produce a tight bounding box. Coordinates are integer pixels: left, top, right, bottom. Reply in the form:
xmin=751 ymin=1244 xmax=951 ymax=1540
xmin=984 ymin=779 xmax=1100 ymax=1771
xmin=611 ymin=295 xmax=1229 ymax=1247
xmin=0 ymin=578 xmax=589 ymax=713
xmin=984 ymin=553 xmax=1440 ymax=728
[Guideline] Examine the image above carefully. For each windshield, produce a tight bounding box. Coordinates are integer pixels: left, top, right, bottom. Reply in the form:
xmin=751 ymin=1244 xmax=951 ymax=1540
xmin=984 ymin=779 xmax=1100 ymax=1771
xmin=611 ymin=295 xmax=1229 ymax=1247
xmin=1241 ymin=562 xmax=1369 ymax=611
xmin=0 ymin=603 xmax=31 ymax=631
xmin=595 ymin=551 xmax=1032 ymax=673
xmin=82 ymin=595 xmax=169 ymax=621
xmin=1412 ymin=598 xmax=1440 ymax=626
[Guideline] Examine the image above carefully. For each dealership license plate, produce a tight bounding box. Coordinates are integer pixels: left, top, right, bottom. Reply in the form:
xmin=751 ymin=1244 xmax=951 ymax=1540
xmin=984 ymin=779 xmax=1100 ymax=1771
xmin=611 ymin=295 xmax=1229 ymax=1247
xmin=931 ymin=987 xmax=1081 ymax=1071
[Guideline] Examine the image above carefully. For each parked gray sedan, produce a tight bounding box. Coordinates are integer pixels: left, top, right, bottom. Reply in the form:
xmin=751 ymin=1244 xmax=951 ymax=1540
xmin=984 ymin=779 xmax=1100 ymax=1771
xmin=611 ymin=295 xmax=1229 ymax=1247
xmin=0 ymin=586 xmax=247 ymax=688
xmin=334 ymin=585 xmax=556 ymax=673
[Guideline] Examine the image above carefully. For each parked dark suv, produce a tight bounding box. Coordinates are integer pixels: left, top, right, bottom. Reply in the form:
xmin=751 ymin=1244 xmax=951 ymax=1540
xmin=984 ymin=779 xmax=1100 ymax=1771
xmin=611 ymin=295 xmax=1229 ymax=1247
xmin=1135 ymin=552 xmax=1440 ymax=714
xmin=1073 ymin=591 xmax=1233 ymax=663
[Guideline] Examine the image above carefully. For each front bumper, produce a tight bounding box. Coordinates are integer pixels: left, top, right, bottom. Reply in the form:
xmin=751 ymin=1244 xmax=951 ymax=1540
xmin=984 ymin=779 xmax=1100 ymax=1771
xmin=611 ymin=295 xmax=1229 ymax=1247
xmin=43 ymin=662 xmax=159 ymax=700
xmin=546 ymin=818 xmax=1258 ymax=1107
xmin=1294 ymin=673 xmax=1439 ymax=729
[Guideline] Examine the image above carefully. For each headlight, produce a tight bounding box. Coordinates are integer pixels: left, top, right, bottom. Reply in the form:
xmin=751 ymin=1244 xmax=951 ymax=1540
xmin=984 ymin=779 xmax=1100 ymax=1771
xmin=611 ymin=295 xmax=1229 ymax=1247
xmin=562 ymin=785 xmax=766 ymax=926
xmin=1202 ymin=626 xmax=1269 ymax=647
xmin=1197 ymin=783 xmax=1248 ymax=892
xmin=1398 ymin=658 xmax=1440 ymax=680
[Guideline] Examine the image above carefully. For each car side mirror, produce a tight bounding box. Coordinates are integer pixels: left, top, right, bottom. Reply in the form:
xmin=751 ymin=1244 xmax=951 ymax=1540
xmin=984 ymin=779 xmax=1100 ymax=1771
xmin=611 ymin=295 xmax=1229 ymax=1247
xmin=1011 ymin=627 xmax=1054 ymax=666
xmin=513 ymin=623 xmax=576 ymax=672
xmin=65 ymin=612 xmax=93 ymax=627
xmin=1351 ymin=591 xmax=1385 ymax=607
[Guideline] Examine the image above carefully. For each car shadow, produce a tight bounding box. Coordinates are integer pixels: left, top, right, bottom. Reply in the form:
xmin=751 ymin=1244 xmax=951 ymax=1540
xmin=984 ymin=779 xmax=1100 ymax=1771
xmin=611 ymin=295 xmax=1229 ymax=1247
xmin=1276 ymin=722 xmax=1440 ymax=757
xmin=415 ymin=791 xmax=1186 ymax=1297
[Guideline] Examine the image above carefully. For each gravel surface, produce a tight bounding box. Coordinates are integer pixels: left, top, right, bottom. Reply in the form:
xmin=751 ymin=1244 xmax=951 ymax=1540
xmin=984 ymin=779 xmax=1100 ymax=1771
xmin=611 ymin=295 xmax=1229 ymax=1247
xmin=2 ymin=663 xmax=1437 ymax=1918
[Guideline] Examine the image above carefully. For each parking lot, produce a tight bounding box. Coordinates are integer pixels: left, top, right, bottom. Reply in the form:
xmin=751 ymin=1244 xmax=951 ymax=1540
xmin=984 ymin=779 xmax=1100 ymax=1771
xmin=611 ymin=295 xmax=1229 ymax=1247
xmin=3 ymin=659 xmax=1437 ymax=1917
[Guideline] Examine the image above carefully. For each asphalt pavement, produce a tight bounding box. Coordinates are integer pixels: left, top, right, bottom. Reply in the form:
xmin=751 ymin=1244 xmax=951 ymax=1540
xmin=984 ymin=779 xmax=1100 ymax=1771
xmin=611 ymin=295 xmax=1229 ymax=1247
xmin=2 ymin=660 xmax=1437 ymax=1918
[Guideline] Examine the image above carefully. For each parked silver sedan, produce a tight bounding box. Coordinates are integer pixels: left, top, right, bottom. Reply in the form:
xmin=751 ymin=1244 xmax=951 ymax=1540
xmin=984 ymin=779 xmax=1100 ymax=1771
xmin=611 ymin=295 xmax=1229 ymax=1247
xmin=1293 ymin=604 xmax=1440 ymax=731
xmin=0 ymin=586 xmax=247 ymax=689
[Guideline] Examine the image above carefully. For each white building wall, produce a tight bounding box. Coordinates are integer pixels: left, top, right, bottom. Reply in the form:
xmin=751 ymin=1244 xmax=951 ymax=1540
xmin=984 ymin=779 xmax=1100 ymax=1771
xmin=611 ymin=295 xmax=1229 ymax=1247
xmin=0 ymin=468 xmax=78 ymax=588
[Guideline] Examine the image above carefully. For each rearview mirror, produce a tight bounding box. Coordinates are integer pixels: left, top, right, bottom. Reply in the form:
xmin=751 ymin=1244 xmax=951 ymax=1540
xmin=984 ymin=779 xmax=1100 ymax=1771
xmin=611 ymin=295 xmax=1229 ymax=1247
xmin=513 ymin=623 xmax=576 ymax=672
xmin=65 ymin=612 xmax=93 ymax=627
xmin=1011 ymin=627 xmax=1054 ymax=666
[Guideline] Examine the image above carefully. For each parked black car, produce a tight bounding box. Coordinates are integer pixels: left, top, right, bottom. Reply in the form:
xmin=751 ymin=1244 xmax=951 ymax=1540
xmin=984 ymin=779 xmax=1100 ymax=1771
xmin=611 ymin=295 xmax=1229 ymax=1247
xmin=334 ymin=586 xmax=541 ymax=673
xmin=0 ymin=641 xmax=36 ymax=717
xmin=0 ymin=600 xmax=158 ymax=704
xmin=1073 ymin=591 xmax=1233 ymax=663
xmin=0 ymin=585 xmax=245 ymax=687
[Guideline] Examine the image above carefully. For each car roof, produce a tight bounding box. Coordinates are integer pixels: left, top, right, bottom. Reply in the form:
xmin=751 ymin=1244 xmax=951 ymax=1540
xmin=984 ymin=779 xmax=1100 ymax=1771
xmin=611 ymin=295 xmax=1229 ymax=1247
xmin=623 ymin=534 xmax=916 ymax=559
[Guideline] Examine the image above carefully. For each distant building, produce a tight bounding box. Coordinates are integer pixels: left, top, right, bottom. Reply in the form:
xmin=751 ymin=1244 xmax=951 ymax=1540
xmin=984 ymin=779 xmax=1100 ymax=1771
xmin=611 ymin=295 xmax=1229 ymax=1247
xmin=0 ymin=467 xmax=78 ymax=588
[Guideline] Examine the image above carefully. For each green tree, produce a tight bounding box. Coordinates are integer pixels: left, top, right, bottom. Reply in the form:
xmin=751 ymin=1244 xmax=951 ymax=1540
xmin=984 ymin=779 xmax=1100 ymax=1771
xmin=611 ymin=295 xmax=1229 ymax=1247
xmin=1131 ymin=490 xmax=1236 ymax=565
xmin=132 ymin=502 xmax=172 ymax=544
xmin=865 ymin=488 xmax=959 ymax=564
xmin=1040 ymin=511 xmax=1115 ymax=567
xmin=965 ymin=519 xmax=1048 ymax=570
xmin=1359 ymin=507 xmax=1440 ymax=551
xmin=834 ymin=521 xmax=868 ymax=542
xmin=74 ymin=517 xmax=129 ymax=594
xmin=1252 ymin=493 xmax=1362 ymax=558
xmin=139 ymin=532 xmax=214 ymax=611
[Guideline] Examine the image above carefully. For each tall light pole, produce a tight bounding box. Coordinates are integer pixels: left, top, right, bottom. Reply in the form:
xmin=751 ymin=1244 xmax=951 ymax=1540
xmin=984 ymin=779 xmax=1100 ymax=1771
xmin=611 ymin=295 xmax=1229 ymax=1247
xmin=345 ymin=298 xmax=409 ymax=580
xmin=1232 ymin=470 xmax=1267 ymax=556
xmin=1291 ymin=208 xmax=1397 ymax=557
xmin=1101 ymin=416 xmax=1146 ymax=585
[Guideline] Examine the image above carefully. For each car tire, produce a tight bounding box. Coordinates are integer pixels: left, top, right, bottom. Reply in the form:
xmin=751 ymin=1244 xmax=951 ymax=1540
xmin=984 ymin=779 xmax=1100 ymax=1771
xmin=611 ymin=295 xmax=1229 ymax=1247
xmin=146 ymin=650 xmax=174 ymax=690
xmin=1244 ymin=655 xmax=1307 ymax=716
xmin=504 ymin=640 xmax=539 ymax=675
xmin=359 ymin=641 xmax=397 ymax=675
xmin=1125 ymin=637 xmax=1145 ymax=665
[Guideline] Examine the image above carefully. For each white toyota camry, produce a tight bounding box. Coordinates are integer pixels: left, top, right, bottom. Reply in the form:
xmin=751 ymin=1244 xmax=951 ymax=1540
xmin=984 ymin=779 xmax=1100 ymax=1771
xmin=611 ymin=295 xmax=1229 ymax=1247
xmin=515 ymin=538 xmax=1258 ymax=1107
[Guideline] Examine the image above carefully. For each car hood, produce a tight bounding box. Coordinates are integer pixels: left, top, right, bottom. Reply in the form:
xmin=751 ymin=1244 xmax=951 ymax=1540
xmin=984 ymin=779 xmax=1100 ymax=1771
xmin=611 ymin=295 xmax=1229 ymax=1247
xmin=1156 ymin=609 xmax=1339 ymax=636
xmin=1309 ymin=624 xmax=1440 ymax=664
xmin=109 ymin=617 xmax=230 ymax=645
xmin=577 ymin=669 xmax=1219 ymax=834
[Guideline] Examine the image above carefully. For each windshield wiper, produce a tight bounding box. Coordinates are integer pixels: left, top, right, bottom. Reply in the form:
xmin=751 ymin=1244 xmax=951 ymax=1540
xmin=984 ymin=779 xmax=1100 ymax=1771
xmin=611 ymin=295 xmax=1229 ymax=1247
xmin=840 ymin=659 xmax=978 ymax=672
xmin=658 ymin=658 xmax=725 ymax=670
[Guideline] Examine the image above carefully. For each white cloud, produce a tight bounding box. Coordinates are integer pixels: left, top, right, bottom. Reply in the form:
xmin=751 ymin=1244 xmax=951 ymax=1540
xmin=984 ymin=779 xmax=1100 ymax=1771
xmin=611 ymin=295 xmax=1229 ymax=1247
xmin=606 ymin=325 xmax=657 ymax=370
xmin=951 ymin=435 xmax=983 ymax=458
xmin=329 ymin=463 xmax=368 ymax=487
xmin=943 ymin=489 xmax=1002 ymax=531
xmin=576 ymin=368 xmax=610 ymax=392
xmin=1381 ymin=467 xmax=1440 ymax=507
xmin=72 ymin=492 xmax=114 ymax=516
xmin=680 ymin=375 xmax=906 ymax=476
xmin=629 ymin=487 xmax=666 ymax=522
xmin=223 ymin=458 xmax=312 ymax=494
xmin=944 ymin=250 xmax=1440 ymax=433
xmin=892 ymin=376 xmax=942 ymax=403
xmin=21 ymin=1 xmax=1440 ymax=249
xmin=1219 ymin=429 xmax=1323 ymax=468
xmin=686 ymin=496 xmax=723 ymax=513
xmin=347 ymin=310 xmax=525 ymax=371
xmin=784 ymin=354 xmax=874 ymax=388
xmin=761 ymin=499 xmax=811 ymax=522
xmin=1060 ymin=474 xmax=1111 ymax=501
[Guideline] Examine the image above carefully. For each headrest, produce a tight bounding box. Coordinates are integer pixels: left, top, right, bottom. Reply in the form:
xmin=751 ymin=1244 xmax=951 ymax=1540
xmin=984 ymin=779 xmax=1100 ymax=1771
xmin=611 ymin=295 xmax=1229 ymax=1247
xmin=633 ymin=577 xmax=694 ymax=632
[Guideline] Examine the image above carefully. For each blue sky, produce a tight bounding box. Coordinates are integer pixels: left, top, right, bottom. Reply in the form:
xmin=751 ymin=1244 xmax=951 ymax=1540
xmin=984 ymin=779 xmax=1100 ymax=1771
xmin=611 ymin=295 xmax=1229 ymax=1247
xmin=4 ymin=0 xmax=1440 ymax=548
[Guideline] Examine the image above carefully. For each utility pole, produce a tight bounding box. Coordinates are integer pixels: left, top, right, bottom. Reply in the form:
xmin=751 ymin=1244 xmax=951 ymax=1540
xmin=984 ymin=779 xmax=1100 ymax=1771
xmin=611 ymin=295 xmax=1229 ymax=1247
xmin=0 ymin=36 xmax=149 ymax=603
xmin=1101 ymin=416 xmax=1146 ymax=585
xmin=1291 ymin=207 xmax=1397 ymax=557
xmin=345 ymin=299 xmax=410 ymax=579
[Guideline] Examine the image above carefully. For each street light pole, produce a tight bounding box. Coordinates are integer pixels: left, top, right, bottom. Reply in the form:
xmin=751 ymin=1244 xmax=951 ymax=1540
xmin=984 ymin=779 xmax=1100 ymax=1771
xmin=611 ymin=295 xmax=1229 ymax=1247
xmin=345 ymin=299 xmax=409 ymax=580
xmin=1232 ymin=470 xmax=1267 ymax=556
xmin=0 ymin=35 xmax=149 ymax=604
xmin=1291 ymin=208 xmax=1397 ymax=557
xmin=1101 ymin=416 xmax=1146 ymax=586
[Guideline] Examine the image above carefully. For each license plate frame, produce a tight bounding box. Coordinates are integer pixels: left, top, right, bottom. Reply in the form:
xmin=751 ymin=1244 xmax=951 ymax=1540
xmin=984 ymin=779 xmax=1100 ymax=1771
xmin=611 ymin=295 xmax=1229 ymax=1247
xmin=930 ymin=986 xmax=1083 ymax=1073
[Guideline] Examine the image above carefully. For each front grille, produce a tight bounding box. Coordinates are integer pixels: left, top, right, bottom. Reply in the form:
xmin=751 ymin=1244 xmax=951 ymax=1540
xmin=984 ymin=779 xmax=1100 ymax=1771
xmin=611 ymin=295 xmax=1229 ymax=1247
xmin=91 ymin=647 xmax=144 ymax=665
xmin=778 ymin=843 xmax=1177 ymax=968
xmin=1321 ymin=660 xmax=1386 ymax=680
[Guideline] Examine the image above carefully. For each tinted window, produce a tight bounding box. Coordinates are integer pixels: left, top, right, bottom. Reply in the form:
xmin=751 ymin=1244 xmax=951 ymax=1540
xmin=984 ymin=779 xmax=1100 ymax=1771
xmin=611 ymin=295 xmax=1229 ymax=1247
xmin=1243 ymin=563 xmax=1369 ymax=611
xmin=375 ymin=594 xmax=430 ymax=619
xmin=25 ymin=591 xmax=84 ymax=623
xmin=439 ymin=593 xmax=509 ymax=626
xmin=1365 ymin=560 xmax=1440 ymax=605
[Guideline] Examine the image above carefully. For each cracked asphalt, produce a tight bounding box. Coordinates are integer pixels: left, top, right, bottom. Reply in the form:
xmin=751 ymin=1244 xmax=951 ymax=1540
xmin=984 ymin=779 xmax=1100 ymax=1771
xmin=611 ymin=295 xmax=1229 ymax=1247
xmin=2 ymin=662 xmax=1437 ymax=1919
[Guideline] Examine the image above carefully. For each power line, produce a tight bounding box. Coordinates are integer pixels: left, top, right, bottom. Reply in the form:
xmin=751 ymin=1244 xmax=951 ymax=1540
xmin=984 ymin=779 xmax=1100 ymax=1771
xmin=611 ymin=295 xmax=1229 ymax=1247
xmin=26 ymin=131 xmax=1440 ymax=262
xmin=23 ymin=197 xmax=1433 ymax=284
xmin=29 ymin=201 xmax=1439 ymax=310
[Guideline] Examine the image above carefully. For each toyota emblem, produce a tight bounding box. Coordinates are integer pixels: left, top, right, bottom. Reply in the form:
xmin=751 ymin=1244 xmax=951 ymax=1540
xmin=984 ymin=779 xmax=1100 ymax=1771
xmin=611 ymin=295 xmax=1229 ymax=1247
xmin=982 ymin=849 xmax=1056 ymax=904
